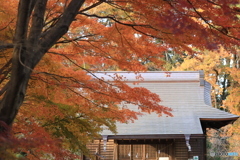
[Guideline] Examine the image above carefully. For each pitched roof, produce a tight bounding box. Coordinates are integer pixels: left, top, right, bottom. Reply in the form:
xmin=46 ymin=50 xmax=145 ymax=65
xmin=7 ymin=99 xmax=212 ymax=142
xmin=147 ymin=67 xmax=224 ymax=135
xmin=93 ymin=71 xmax=239 ymax=136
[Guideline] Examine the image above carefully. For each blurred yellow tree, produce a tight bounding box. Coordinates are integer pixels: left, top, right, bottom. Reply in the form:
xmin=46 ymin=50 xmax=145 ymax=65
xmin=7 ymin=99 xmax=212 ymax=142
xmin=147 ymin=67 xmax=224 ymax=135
xmin=173 ymin=47 xmax=240 ymax=157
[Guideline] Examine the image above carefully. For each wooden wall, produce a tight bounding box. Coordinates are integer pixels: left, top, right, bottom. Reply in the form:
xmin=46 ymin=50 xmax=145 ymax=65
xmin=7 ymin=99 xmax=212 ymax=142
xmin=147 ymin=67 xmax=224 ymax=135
xmin=174 ymin=138 xmax=205 ymax=160
xmin=85 ymin=139 xmax=115 ymax=160
xmin=85 ymin=138 xmax=206 ymax=160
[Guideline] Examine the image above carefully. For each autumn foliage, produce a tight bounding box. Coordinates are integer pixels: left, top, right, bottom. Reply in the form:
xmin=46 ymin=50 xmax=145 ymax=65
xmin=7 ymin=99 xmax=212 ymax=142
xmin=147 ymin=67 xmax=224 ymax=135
xmin=0 ymin=0 xmax=239 ymax=159
xmin=172 ymin=47 xmax=240 ymax=156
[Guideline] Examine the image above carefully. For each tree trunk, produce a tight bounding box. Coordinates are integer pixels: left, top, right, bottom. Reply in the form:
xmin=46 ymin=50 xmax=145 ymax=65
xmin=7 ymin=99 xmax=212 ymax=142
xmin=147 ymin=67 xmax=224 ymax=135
xmin=0 ymin=47 xmax=32 ymax=125
xmin=0 ymin=0 xmax=86 ymax=127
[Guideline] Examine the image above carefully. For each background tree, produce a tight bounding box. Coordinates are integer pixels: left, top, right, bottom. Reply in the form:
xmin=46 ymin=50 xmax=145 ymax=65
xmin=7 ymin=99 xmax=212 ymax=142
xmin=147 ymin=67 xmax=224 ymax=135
xmin=0 ymin=0 xmax=239 ymax=158
xmin=172 ymin=47 xmax=240 ymax=158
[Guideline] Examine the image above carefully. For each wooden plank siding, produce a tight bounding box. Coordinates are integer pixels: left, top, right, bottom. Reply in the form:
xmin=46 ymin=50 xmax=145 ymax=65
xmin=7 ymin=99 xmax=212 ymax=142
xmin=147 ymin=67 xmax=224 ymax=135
xmin=85 ymin=139 xmax=115 ymax=160
xmin=173 ymin=138 xmax=205 ymax=160
xmin=189 ymin=138 xmax=205 ymax=160
xmin=85 ymin=138 xmax=206 ymax=160
xmin=174 ymin=139 xmax=188 ymax=160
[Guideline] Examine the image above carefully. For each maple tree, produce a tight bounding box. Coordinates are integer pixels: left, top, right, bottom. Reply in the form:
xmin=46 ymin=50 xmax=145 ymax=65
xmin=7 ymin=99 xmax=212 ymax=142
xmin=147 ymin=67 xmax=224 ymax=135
xmin=0 ymin=0 xmax=240 ymax=158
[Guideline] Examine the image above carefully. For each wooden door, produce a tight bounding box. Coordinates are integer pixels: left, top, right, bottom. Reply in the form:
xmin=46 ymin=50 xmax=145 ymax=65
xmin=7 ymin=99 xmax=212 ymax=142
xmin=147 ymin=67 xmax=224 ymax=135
xmin=118 ymin=144 xmax=131 ymax=160
xmin=145 ymin=144 xmax=157 ymax=160
xmin=118 ymin=140 xmax=173 ymax=160
xmin=132 ymin=144 xmax=144 ymax=160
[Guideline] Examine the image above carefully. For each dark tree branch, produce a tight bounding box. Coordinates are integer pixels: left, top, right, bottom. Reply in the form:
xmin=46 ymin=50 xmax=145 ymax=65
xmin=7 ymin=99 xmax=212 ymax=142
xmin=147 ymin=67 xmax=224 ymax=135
xmin=0 ymin=59 xmax=12 ymax=75
xmin=0 ymin=19 xmax=15 ymax=31
xmin=56 ymin=34 xmax=96 ymax=44
xmin=80 ymin=13 xmax=151 ymax=27
xmin=0 ymin=82 xmax=10 ymax=96
xmin=186 ymin=0 xmax=240 ymax=41
xmin=79 ymin=12 xmax=172 ymax=42
xmin=79 ymin=0 xmax=105 ymax=13
xmin=34 ymin=70 xmax=149 ymax=111
xmin=34 ymin=0 xmax=86 ymax=68
xmin=0 ymin=43 xmax=14 ymax=50
xmin=47 ymin=51 xmax=117 ymax=87
xmin=13 ymin=0 xmax=33 ymax=44
xmin=28 ymin=0 xmax=48 ymax=48
xmin=206 ymin=0 xmax=221 ymax=6
xmin=0 ymin=66 xmax=11 ymax=84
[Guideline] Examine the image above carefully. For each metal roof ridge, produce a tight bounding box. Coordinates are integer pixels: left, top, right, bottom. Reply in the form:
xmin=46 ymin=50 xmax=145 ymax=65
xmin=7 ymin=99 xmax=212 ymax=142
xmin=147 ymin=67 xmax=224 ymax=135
xmin=92 ymin=71 xmax=202 ymax=82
